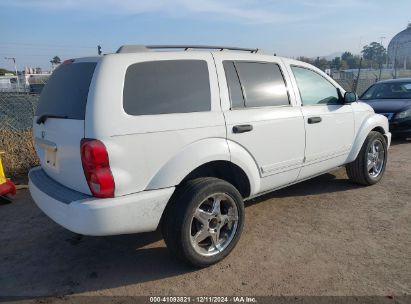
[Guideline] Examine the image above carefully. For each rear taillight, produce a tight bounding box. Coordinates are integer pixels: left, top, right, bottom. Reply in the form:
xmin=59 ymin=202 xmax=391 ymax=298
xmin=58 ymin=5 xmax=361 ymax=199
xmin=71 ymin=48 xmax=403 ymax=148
xmin=80 ymin=139 xmax=115 ymax=198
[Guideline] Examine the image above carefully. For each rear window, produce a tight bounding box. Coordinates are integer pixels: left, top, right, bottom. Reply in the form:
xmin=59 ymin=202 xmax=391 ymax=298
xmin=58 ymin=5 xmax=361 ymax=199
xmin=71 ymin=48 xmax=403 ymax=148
xmin=36 ymin=62 xmax=97 ymax=120
xmin=123 ymin=60 xmax=211 ymax=115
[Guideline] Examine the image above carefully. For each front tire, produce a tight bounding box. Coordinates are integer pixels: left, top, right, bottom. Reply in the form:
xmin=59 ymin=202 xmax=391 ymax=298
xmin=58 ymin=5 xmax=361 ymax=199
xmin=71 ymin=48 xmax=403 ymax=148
xmin=346 ymin=131 xmax=387 ymax=185
xmin=161 ymin=177 xmax=245 ymax=267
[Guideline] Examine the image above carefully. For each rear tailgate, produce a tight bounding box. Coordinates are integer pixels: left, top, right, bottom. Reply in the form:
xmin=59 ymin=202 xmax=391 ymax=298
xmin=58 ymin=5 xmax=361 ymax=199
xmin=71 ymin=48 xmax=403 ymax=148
xmin=33 ymin=60 xmax=97 ymax=194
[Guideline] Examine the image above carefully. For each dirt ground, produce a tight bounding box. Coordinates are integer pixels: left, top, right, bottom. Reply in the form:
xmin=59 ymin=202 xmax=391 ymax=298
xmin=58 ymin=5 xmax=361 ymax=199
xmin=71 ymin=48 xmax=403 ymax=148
xmin=0 ymin=139 xmax=410 ymax=299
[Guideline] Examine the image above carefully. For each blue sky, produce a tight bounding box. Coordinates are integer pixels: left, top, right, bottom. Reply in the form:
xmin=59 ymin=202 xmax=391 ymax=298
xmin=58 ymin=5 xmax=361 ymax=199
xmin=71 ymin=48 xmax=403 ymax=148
xmin=1 ymin=0 xmax=410 ymax=71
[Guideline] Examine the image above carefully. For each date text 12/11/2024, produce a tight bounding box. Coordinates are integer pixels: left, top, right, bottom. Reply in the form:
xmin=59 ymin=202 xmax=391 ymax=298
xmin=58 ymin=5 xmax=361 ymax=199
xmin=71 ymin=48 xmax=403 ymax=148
xmin=149 ymin=296 xmax=257 ymax=303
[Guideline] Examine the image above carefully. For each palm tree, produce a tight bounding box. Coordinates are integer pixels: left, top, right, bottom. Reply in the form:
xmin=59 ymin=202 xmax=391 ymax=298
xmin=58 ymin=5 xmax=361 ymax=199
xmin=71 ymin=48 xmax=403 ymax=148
xmin=50 ymin=56 xmax=61 ymax=71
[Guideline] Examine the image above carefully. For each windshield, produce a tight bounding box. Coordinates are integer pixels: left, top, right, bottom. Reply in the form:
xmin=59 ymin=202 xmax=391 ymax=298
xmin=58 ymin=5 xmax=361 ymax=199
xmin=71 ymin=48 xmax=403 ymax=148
xmin=360 ymin=82 xmax=411 ymax=100
xmin=36 ymin=62 xmax=97 ymax=120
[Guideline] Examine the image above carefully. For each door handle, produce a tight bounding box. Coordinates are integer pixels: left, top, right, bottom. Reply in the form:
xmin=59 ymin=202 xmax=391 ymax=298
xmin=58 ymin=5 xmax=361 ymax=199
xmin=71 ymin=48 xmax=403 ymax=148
xmin=233 ymin=124 xmax=253 ymax=134
xmin=307 ymin=117 xmax=322 ymax=124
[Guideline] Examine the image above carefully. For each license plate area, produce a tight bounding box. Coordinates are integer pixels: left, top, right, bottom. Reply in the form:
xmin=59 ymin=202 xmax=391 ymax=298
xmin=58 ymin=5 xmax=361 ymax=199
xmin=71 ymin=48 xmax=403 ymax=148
xmin=45 ymin=149 xmax=57 ymax=168
xmin=35 ymin=137 xmax=58 ymax=169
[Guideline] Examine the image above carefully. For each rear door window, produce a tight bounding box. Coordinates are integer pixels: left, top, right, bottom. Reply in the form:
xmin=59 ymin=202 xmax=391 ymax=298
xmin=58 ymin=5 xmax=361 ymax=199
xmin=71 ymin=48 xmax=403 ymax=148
xmin=36 ymin=62 xmax=97 ymax=120
xmin=123 ymin=60 xmax=211 ymax=115
xmin=223 ymin=61 xmax=245 ymax=108
xmin=223 ymin=61 xmax=289 ymax=108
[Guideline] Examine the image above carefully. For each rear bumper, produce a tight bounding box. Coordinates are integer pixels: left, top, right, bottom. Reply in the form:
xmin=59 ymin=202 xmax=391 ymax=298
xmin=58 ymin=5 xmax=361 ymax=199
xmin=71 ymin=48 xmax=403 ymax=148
xmin=29 ymin=167 xmax=175 ymax=236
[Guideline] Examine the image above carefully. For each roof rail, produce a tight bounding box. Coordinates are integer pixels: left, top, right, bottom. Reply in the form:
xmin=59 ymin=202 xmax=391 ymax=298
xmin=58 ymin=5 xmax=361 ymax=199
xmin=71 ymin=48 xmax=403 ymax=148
xmin=116 ymin=45 xmax=150 ymax=53
xmin=116 ymin=44 xmax=260 ymax=54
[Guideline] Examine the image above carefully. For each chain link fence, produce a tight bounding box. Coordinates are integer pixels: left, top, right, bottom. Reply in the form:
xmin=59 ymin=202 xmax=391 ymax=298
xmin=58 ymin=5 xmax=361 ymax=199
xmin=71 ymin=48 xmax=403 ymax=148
xmin=0 ymin=75 xmax=409 ymax=179
xmin=0 ymin=91 xmax=40 ymax=178
xmin=335 ymin=79 xmax=378 ymax=96
xmin=334 ymin=69 xmax=411 ymax=95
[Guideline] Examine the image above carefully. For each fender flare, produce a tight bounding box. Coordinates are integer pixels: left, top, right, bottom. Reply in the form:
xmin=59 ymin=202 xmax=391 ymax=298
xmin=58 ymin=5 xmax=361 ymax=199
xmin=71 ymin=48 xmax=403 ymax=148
xmin=146 ymin=138 xmax=230 ymax=190
xmin=146 ymin=138 xmax=261 ymax=196
xmin=347 ymin=113 xmax=391 ymax=163
xmin=226 ymin=140 xmax=261 ymax=196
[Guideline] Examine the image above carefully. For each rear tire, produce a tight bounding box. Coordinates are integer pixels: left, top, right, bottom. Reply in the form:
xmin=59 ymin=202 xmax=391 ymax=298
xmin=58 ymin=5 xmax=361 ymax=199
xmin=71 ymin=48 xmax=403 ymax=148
xmin=346 ymin=131 xmax=387 ymax=185
xmin=161 ymin=177 xmax=244 ymax=267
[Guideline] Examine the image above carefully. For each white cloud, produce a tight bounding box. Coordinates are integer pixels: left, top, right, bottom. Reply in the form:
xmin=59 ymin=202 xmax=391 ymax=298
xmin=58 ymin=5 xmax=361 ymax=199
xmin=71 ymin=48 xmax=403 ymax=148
xmin=0 ymin=0 xmax=310 ymax=24
xmin=297 ymin=0 xmax=373 ymax=9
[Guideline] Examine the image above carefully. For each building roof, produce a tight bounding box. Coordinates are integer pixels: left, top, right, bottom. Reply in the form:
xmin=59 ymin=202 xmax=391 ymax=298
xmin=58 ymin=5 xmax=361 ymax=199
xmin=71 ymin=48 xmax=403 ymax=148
xmin=387 ymin=23 xmax=411 ymax=65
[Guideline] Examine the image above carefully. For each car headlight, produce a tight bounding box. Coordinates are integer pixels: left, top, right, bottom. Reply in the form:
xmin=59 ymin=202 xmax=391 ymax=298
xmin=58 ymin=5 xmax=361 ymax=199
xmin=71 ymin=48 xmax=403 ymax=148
xmin=395 ymin=108 xmax=411 ymax=119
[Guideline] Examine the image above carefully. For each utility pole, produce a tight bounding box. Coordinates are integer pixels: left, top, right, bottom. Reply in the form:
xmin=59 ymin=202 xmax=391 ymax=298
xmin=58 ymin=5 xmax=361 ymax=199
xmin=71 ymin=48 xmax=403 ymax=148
xmin=393 ymin=41 xmax=399 ymax=79
xmin=378 ymin=36 xmax=386 ymax=81
xmin=4 ymin=57 xmax=20 ymax=88
xmin=358 ymin=36 xmax=363 ymax=54
xmin=379 ymin=36 xmax=387 ymax=67
xmin=353 ymin=57 xmax=363 ymax=94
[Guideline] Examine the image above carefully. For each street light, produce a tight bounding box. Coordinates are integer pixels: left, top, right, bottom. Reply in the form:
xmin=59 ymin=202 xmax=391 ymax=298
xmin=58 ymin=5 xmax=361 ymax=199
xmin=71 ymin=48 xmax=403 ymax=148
xmin=379 ymin=36 xmax=387 ymax=66
xmin=4 ymin=57 xmax=21 ymax=88
xmin=379 ymin=36 xmax=386 ymax=80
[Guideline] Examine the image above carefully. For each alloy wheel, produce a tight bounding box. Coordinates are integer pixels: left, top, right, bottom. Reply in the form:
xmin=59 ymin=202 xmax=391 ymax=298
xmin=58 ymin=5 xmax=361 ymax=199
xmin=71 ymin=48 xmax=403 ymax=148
xmin=367 ymin=139 xmax=385 ymax=178
xmin=189 ymin=193 xmax=239 ymax=257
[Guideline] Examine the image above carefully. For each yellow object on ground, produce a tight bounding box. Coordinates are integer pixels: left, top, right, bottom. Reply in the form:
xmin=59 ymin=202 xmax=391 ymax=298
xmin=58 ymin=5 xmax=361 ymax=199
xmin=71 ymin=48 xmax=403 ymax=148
xmin=0 ymin=151 xmax=16 ymax=197
xmin=0 ymin=151 xmax=6 ymax=184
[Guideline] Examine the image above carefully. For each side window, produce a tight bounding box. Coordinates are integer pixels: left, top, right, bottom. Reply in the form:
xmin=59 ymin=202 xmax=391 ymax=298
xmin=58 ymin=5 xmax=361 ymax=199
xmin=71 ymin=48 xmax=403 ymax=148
xmin=123 ymin=60 xmax=211 ymax=115
xmin=223 ymin=61 xmax=289 ymax=108
xmin=291 ymin=66 xmax=340 ymax=105
xmin=223 ymin=62 xmax=245 ymax=108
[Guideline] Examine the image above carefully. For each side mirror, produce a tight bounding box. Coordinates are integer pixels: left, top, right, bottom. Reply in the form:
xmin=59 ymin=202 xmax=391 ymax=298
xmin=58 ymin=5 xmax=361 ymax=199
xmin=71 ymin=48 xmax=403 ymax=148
xmin=344 ymin=92 xmax=357 ymax=103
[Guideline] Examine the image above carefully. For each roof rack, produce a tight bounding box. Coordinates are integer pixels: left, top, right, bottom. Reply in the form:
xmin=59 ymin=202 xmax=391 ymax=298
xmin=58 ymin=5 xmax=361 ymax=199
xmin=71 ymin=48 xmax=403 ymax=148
xmin=116 ymin=44 xmax=260 ymax=54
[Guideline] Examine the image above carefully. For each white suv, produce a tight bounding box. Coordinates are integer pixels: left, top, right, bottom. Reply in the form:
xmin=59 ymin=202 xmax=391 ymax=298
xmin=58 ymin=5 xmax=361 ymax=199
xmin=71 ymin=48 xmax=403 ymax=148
xmin=29 ymin=45 xmax=391 ymax=267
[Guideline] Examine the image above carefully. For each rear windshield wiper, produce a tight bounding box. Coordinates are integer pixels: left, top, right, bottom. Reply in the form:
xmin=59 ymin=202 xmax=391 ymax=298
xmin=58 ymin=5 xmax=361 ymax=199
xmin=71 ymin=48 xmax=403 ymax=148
xmin=36 ymin=114 xmax=68 ymax=124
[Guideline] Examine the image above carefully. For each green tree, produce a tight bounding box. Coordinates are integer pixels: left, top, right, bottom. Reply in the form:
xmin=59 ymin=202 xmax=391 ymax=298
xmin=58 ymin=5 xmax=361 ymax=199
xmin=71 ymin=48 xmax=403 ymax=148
xmin=331 ymin=57 xmax=341 ymax=70
xmin=341 ymin=52 xmax=361 ymax=69
xmin=296 ymin=56 xmax=315 ymax=65
xmin=50 ymin=56 xmax=61 ymax=65
xmin=361 ymin=42 xmax=386 ymax=68
xmin=313 ymin=57 xmax=329 ymax=71
xmin=340 ymin=60 xmax=349 ymax=70
xmin=0 ymin=68 xmax=14 ymax=76
xmin=341 ymin=52 xmax=353 ymax=61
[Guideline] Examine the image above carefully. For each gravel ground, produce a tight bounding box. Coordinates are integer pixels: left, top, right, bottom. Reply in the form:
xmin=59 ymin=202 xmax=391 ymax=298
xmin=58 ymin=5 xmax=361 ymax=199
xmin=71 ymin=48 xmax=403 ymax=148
xmin=0 ymin=139 xmax=410 ymax=300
